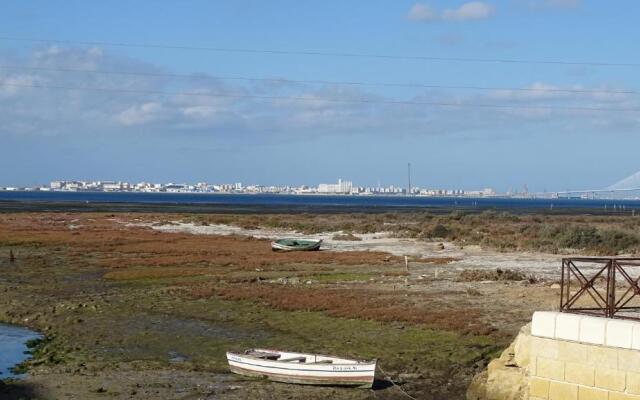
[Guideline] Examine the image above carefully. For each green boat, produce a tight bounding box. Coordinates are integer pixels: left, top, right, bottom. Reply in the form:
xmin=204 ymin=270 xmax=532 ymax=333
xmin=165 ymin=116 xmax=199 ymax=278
xmin=271 ymin=238 xmax=322 ymax=252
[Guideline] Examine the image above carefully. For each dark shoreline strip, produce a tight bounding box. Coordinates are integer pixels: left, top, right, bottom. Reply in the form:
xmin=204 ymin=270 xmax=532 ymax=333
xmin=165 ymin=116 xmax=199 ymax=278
xmin=0 ymin=199 xmax=635 ymax=215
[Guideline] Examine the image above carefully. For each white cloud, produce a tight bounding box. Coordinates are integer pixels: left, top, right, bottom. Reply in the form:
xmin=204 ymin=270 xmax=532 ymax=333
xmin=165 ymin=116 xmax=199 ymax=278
xmin=407 ymin=2 xmax=494 ymax=22
xmin=442 ymin=2 xmax=495 ymax=21
xmin=407 ymin=3 xmax=437 ymax=22
xmin=115 ymin=102 xmax=163 ymax=126
xmin=0 ymin=74 xmax=40 ymax=97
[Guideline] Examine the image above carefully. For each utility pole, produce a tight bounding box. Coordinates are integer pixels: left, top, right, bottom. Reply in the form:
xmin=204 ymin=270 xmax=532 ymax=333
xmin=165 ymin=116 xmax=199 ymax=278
xmin=407 ymin=163 xmax=412 ymax=195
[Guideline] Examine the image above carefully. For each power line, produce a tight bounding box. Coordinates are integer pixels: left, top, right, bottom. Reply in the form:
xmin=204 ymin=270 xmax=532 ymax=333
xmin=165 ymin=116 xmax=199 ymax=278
xmin=0 ymin=64 xmax=637 ymax=96
xmin=1 ymin=82 xmax=638 ymax=112
xmin=0 ymin=35 xmax=639 ymax=68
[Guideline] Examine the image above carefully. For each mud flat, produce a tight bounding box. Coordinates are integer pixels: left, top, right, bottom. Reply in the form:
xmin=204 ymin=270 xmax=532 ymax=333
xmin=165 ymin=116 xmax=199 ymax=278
xmin=0 ymin=212 xmax=579 ymax=399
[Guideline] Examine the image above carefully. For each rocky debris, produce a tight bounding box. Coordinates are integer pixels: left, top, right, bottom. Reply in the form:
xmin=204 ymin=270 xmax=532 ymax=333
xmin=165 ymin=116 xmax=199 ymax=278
xmin=458 ymin=268 xmax=539 ymax=283
xmin=270 ymin=277 xmax=301 ymax=285
xmin=467 ymin=323 xmax=531 ymax=400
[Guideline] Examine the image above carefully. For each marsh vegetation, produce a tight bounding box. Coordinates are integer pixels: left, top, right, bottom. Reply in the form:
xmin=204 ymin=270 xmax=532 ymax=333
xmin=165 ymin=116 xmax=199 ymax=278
xmin=0 ymin=211 xmax=588 ymax=399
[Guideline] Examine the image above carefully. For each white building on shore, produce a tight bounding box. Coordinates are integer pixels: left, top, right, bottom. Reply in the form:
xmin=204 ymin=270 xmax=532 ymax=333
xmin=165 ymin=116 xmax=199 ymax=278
xmin=317 ymin=179 xmax=353 ymax=194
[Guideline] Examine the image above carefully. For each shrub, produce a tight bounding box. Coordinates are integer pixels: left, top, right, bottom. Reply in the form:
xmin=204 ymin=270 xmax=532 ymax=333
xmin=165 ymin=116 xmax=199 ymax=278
xmin=598 ymin=230 xmax=639 ymax=254
xmin=430 ymin=224 xmax=451 ymax=239
xmin=332 ymin=233 xmax=362 ymax=241
xmin=457 ymin=268 xmax=534 ymax=282
xmin=557 ymin=226 xmax=601 ymax=249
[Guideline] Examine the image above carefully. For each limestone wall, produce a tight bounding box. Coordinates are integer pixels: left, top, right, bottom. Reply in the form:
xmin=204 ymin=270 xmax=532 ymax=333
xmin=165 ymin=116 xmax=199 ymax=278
xmin=529 ymin=312 xmax=640 ymax=400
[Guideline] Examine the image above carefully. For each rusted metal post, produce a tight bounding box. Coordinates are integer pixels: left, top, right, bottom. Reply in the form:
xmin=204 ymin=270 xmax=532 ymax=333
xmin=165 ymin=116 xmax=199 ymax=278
xmin=560 ymin=258 xmax=566 ymax=311
xmin=608 ymin=259 xmax=613 ymax=317
xmin=609 ymin=259 xmax=617 ymax=318
xmin=567 ymin=260 xmax=571 ymax=308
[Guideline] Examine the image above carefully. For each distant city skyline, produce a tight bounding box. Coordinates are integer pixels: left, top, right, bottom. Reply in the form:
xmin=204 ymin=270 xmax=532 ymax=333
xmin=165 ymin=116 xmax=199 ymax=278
xmin=5 ymin=177 xmax=640 ymax=199
xmin=1 ymin=1 xmax=640 ymax=191
xmin=2 ymin=166 xmax=638 ymax=195
xmin=1 ymin=178 xmax=496 ymax=197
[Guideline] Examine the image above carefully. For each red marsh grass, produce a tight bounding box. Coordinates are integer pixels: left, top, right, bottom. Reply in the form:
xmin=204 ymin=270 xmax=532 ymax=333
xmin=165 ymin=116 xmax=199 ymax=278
xmin=188 ymin=284 xmax=491 ymax=335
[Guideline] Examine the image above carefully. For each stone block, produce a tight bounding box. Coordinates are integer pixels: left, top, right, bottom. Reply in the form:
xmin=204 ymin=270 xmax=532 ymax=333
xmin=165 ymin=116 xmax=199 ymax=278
xmin=609 ymin=392 xmax=640 ymax=400
xmin=627 ymin=371 xmax=640 ymax=395
xmin=632 ymin=324 xmax=640 ymax=351
xmin=536 ymin=357 xmax=565 ymax=381
xmin=532 ymin=311 xmax=558 ymax=339
xmin=586 ymin=345 xmax=619 ymax=369
xmin=531 ymin=336 xmax=559 ymax=359
xmin=529 ymin=377 xmax=550 ymax=399
xmin=594 ymin=367 xmax=626 ymax=391
xmin=619 ymin=349 xmax=640 ymax=373
xmin=577 ymin=386 xmax=608 ymax=400
xmin=485 ymin=362 xmax=527 ymax=400
xmin=607 ymin=319 xmax=635 ymax=349
xmin=579 ymin=316 xmax=607 ymax=345
xmin=530 ymin=355 xmax=537 ymax=376
xmin=513 ymin=329 xmax=531 ymax=369
xmin=558 ymin=341 xmax=588 ymax=363
xmin=487 ymin=358 xmax=502 ymax=374
xmin=556 ymin=313 xmax=582 ymax=342
xmin=565 ymin=361 xmax=594 ymax=386
xmin=548 ymin=381 xmax=578 ymax=400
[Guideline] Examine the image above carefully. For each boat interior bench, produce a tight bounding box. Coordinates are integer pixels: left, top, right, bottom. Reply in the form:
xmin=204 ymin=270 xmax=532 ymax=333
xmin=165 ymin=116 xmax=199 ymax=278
xmin=243 ymin=350 xmax=336 ymax=364
xmin=245 ymin=351 xmax=281 ymax=360
xmin=279 ymin=356 xmax=307 ymax=362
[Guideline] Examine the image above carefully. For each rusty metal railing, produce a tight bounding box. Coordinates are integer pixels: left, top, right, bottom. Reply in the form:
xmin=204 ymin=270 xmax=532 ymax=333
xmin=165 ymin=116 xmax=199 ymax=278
xmin=561 ymin=257 xmax=640 ymax=320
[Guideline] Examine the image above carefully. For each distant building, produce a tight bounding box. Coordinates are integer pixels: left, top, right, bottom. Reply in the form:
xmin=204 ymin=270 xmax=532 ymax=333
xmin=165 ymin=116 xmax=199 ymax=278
xmin=165 ymin=183 xmax=190 ymax=193
xmin=102 ymin=182 xmax=123 ymax=191
xmin=318 ymin=179 xmax=353 ymax=194
xmin=483 ymin=188 xmax=496 ymax=196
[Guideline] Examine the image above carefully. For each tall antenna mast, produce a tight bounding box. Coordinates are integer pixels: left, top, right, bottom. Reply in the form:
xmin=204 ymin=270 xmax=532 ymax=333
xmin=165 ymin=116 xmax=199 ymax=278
xmin=407 ymin=162 xmax=412 ymax=195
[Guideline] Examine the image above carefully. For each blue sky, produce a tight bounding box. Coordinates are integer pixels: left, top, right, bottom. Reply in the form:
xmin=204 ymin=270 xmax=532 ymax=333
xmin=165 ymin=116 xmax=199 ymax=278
xmin=1 ymin=0 xmax=639 ymax=191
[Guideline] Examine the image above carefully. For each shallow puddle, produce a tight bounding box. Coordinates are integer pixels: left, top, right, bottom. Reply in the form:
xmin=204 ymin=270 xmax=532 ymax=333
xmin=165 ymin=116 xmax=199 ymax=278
xmin=0 ymin=323 xmax=40 ymax=378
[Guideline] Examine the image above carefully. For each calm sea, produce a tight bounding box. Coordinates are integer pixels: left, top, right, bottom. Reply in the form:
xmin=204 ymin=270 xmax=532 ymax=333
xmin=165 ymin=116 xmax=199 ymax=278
xmin=0 ymin=191 xmax=639 ymax=212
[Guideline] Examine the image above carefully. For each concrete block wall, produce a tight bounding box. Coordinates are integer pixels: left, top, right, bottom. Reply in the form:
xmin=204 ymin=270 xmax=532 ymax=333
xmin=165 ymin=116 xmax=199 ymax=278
xmin=529 ymin=312 xmax=640 ymax=400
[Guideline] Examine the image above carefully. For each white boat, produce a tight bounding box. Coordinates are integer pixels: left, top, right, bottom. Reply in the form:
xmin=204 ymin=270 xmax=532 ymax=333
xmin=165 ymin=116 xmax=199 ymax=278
xmin=226 ymin=349 xmax=376 ymax=388
xmin=271 ymin=238 xmax=322 ymax=252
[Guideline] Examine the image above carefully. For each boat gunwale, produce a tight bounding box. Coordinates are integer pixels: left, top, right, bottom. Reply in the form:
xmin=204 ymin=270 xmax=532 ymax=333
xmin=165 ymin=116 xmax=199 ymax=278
xmin=227 ymin=349 xmax=376 ymax=367
xmin=273 ymin=238 xmax=323 ymax=244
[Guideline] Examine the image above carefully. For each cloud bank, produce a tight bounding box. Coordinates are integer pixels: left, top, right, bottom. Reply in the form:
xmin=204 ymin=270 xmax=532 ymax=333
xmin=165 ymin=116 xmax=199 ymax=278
xmin=0 ymin=45 xmax=638 ymax=144
xmin=408 ymin=2 xmax=495 ymax=22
